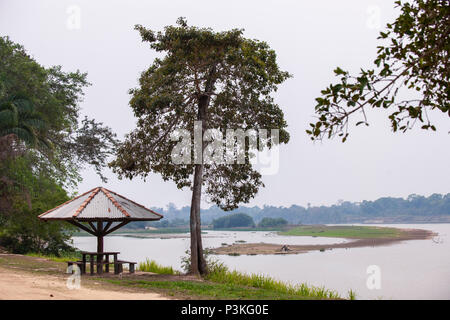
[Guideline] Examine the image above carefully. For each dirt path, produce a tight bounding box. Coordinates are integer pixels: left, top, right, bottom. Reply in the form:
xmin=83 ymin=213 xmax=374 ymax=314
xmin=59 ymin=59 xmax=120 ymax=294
xmin=210 ymin=228 xmax=436 ymax=255
xmin=0 ymin=266 xmax=167 ymax=300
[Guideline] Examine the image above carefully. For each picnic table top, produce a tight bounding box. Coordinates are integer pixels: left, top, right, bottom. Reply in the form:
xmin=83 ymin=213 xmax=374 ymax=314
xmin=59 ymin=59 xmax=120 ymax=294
xmin=80 ymin=251 xmax=120 ymax=255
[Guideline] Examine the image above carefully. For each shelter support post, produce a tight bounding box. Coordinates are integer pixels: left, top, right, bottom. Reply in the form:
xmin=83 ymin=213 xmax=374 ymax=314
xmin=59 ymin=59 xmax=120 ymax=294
xmin=97 ymin=221 xmax=104 ymax=274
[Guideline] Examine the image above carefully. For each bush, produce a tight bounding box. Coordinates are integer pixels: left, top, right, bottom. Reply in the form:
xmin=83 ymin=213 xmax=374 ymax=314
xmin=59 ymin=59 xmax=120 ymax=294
xmin=258 ymin=217 xmax=288 ymax=228
xmin=212 ymin=213 xmax=255 ymax=229
xmin=0 ymin=163 xmax=76 ymax=255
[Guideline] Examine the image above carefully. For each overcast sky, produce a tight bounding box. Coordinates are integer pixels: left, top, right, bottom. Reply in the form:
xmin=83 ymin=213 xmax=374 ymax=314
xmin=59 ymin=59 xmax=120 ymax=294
xmin=1 ymin=0 xmax=448 ymax=209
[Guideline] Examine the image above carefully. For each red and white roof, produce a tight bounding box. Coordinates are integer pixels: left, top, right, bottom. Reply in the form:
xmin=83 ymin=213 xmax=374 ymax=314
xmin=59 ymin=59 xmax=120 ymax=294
xmin=38 ymin=187 xmax=163 ymax=221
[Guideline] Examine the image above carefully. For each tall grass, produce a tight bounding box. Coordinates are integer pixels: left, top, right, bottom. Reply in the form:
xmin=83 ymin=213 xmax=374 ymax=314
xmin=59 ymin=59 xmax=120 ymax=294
xmin=348 ymin=289 xmax=357 ymax=300
xmin=205 ymin=259 xmax=342 ymax=299
xmin=140 ymin=254 xmax=354 ymax=299
xmin=139 ymin=259 xmax=180 ymax=275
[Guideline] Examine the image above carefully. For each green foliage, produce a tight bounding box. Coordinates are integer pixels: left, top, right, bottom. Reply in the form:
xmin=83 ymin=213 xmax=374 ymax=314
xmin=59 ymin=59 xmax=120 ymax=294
xmin=180 ymin=248 xmax=222 ymax=274
xmin=0 ymin=157 xmax=76 ymax=254
xmin=139 ymin=258 xmax=180 ymax=275
xmin=212 ymin=213 xmax=255 ymax=229
xmin=110 ymin=18 xmax=291 ymax=210
xmin=0 ymin=36 xmax=118 ymax=185
xmin=308 ymin=0 xmax=449 ymax=142
xmin=258 ymin=217 xmax=288 ymax=228
xmin=0 ymin=37 xmax=117 ymax=255
xmin=0 ymin=95 xmax=50 ymax=150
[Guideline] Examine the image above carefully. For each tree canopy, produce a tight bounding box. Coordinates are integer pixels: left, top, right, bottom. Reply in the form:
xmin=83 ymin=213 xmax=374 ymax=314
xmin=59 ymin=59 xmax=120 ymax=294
xmin=111 ymin=18 xmax=290 ymax=210
xmin=110 ymin=18 xmax=291 ymax=274
xmin=212 ymin=213 xmax=255 ymax=229
xmin=307 ymin=0 xmax=449 ymax=142
xmin=0 ymin=37 xmax=117 ymax=254
xmin=0 ymin=36 xmax=118 ymax=186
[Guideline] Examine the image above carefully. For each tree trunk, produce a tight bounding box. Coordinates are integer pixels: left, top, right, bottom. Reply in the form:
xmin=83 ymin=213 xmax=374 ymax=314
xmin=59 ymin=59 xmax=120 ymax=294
xmin=189 ymin=96 xmax=208 ymax=275
xmin=189 ymin=163 xmax=207 ymax=275
xmin=189 ymin=66 xmax=216 ymax=276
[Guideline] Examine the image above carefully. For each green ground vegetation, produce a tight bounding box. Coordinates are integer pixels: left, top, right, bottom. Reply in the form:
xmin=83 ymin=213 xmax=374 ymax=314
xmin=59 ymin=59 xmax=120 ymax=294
xmin=139 ymin=259 xmax=180 ymax=275
xmin=132 ymin=257 xmax=345 ymax=300
xmin=280 ymin=225 xmax=404 ymax=239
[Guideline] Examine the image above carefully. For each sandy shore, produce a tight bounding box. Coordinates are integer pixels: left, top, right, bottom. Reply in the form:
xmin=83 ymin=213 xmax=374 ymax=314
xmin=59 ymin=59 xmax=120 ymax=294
xmin=210 ymin=228 xmax=436 ymax=255
xmin=0 ymin=264 xmax=167 ymax=300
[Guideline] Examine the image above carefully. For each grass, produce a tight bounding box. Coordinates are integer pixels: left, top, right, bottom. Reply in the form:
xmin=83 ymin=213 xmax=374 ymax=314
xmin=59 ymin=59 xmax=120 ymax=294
xmin=280 ymin=225 xmax=404 ymax=239
xmin=135 ymin=257 xmax=346 ymax=300
xmin=26 ymin=251 xmax=81 ymax=263
xmin=348 ymin=289 xmax=357 ymax=300
xmin=104 ymin=279 xmax=335 ymax=300
xmin=205 ymin=262 xmax=342 ymax=299
xmin=139 ymin=259 xmax=180 ymax=275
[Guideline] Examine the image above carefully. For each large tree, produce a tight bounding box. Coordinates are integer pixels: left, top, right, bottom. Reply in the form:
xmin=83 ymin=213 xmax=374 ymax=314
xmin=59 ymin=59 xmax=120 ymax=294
xmin=0 ymin=36 xmax=118 ymax=186
xmin=110 ymin=18 xmax=291 ymax=275
xmin=307 ymin=0 xmax=449 ymax=142
xmin=0 ymin=37 xmax=118 ymax=253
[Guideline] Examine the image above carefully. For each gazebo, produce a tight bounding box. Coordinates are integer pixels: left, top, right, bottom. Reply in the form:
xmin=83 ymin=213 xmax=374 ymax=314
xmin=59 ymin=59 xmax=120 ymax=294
xmin=38 ymin=186 xmax=163 ymax=253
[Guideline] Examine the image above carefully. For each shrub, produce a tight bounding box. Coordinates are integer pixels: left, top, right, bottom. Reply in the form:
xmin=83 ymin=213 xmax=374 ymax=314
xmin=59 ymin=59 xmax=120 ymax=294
xmin=212 ymin=213 xmax=255 ymax=229
xmin=139 ymin=259 xmax=179 ymax=275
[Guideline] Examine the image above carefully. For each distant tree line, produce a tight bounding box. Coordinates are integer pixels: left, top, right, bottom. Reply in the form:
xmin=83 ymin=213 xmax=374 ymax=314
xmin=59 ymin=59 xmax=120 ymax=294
xmin=210 ymin=214 xmax=288 ymax=229
xmin=136 ymin=193 xmax=450 ymax=228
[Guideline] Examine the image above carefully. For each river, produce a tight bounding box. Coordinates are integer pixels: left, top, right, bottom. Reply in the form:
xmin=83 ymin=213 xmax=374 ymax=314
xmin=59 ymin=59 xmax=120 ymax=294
xmin=72 ymin=223 xmax=450 ymax=300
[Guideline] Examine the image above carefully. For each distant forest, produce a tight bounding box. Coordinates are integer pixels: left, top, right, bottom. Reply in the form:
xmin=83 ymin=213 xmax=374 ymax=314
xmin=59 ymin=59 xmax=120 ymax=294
xmin=126 ymin=193 xmax=450 ymax=229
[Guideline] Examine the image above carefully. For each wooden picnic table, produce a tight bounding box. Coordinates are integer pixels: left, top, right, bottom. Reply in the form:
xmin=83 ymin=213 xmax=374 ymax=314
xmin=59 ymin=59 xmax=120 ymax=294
xmin=67 ymin=251 xmax=137 ymax=275
xmin=80 ymin=251 xmax=120 ymax=275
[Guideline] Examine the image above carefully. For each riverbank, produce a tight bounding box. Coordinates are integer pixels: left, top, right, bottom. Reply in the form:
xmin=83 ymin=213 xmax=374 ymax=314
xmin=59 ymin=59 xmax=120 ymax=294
xmin=210 ymin=226 xmax=435 ymax=255
xmin=0 ymin=252 xmax=344 ymax=300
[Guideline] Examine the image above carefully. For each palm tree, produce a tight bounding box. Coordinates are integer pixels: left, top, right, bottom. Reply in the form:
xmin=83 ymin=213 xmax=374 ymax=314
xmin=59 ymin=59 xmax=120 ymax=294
xmin=0 ymin=95 xmax=52 ymax=214
xmin=0 ymin=95 xmax=51 ymax=159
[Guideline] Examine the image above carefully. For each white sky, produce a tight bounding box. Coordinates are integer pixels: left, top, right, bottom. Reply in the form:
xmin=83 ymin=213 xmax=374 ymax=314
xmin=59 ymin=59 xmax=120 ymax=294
xmin=1 ymin=0 xmax=448 ymax=209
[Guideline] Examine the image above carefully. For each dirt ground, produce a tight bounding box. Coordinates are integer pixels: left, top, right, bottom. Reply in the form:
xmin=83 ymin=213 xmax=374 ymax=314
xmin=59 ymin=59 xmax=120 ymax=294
xmin=0 ymin=265 xmax=168 ymax=300
xmin=210 ymin=228 xmax=436 ymax=255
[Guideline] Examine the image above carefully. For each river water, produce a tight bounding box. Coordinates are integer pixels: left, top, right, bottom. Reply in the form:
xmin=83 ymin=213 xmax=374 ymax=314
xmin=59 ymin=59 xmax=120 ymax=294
xmin=72 ymin=223 xmax=450 ymax=300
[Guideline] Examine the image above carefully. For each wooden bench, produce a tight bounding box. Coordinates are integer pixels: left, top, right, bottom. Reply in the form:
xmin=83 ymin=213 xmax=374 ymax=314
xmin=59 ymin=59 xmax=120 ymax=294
xmin=67 ymin=258 xmax=136 ymax=275
xmin=114 ymin=260 xmax=137 ymax=274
